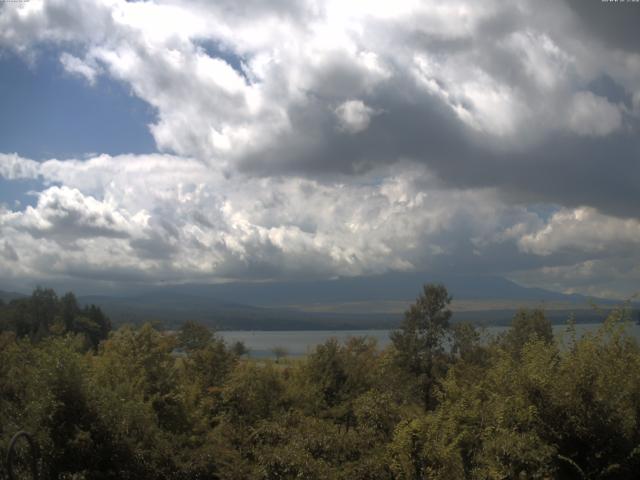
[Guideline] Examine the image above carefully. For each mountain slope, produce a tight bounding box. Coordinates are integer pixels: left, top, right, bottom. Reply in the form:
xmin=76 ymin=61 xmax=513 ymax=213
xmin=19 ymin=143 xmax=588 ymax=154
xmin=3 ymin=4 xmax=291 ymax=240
xmin=78 ymin=292 xmax=398 ymax=330
xmin=4 ymin=273 xmax=627 ymax=330
xmin=0 ymin=290 xmax=26 ymax=303
xmin=163 ymin=272 xmax=595 ymax=306
xmin=77 ymin=273 xmax=626 ymax=329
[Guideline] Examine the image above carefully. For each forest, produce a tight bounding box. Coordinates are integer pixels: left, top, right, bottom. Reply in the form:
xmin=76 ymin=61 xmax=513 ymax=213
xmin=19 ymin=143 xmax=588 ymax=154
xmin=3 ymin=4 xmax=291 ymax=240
xmin=1 ymin=284 xmax=640 ymax=479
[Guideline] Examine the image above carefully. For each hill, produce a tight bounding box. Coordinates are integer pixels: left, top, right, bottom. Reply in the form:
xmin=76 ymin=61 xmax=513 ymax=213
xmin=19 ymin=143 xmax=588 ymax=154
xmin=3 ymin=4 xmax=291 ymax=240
xmin=4 ymin=274 xmax=631 ymax=330
xmin=76 ymin=273 xmax=630 ymax=330
xmin=160 ymin=272 xmax=608 ymax=307
xmin=0 ymin=290 xmax=26 ymax=303
xmin=77 ymin=292 xmax=398 ymax=330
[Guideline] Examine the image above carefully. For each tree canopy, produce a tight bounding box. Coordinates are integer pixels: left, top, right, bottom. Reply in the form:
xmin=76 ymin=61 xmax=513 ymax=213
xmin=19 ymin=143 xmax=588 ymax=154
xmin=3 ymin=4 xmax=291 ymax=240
xmin=1 ymin=285 xmax=640 ymax=479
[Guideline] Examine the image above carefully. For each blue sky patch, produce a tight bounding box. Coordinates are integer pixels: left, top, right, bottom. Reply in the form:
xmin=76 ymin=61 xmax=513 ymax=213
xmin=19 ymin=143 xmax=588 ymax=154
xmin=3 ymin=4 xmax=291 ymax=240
xmin=0 ymin=48 xmax=157 ymax=161
xmin=0 ymin=176 xmax=47 ymax=210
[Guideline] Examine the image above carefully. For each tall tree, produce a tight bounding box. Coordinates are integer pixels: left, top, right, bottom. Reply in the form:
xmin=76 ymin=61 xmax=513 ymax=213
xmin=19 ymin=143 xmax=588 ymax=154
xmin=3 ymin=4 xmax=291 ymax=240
xmin=178 ymin=320 xmax=213 ymax=352
xmin=391 ymin=283 xmax=452 ymax=410
xmin=501 ymin=308 xmax=553 ymax=356
xmin=59 ymin=292 xmax=80 ymax=332
xmin=30 ymin=287 xmax=58 ymax=339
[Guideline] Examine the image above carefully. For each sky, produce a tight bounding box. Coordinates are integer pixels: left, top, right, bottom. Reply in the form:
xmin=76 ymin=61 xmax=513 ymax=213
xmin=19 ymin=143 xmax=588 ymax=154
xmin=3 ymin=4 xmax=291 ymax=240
xmin=0 ymin=0 xmax=639 ymax=298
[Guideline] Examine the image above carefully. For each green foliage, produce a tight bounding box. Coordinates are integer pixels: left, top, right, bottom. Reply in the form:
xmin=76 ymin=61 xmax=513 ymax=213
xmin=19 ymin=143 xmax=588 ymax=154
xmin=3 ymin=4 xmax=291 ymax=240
xmin=230 ymin=340 xmax=249 ymax=357
xmin=390 ymin=283 xmax=453 ymax=409
xmin=499 ymin=308 xmax=553 ymax=356
xmin=301 ymin=337 xmax=380 ymax=423
xmin=389 ymin=415 xmax=465 ymax=480
xmin=2 ymin=286 xmax=640 ymax=479
xmin=353 ymin=390 xmax=400 ymax=440
xmin=222 ymin=362 xmax=287 ymax=425
xmin=271 ymin=345 xmax=288 ymax=363
xmin=0 ymin=288 xmax=111 ymax=348
xmin=177 ymin=320 xmax=213 ymax=352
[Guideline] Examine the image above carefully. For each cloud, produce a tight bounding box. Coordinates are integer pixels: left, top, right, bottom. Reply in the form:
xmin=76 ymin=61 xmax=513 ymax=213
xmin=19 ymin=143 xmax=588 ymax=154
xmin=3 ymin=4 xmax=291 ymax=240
xmin=563 ymin=0 xmax=640 ymax=54
xmin=1 ymin=240 xmax=18 ymax=262
xmin=334 ymin=100 xmax=376 ymax=133
xmin=517 ymin=207 xmax=640 ymax=256
xmin=12 ymin=185 xmax=136 ymax=241
xmin=505 ymin=207 xmax=640 ymax=299
xmin=0 ymin=153 xmax=40 ymax=180
xmin=0 ymin=152 xmax=524 ymax=286
xmin=2 ymin=151 xmax=637 ymax=297
xmin=0 ymin=0 xmax=639 ymax=297
xmin=59 ymin=52 xmax=100 ymax=85
xmin=0 ymin=0 xmax=115 ymax=57
xmin=511 ymin=258 xmax=640 ymax=300
xmin=567 ymin=91 xmax=622 ymax=137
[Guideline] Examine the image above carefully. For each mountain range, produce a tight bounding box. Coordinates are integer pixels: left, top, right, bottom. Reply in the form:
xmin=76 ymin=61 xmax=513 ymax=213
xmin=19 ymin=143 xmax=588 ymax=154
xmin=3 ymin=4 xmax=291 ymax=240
xmin=3 ymin=272 xmax=630 ymax=330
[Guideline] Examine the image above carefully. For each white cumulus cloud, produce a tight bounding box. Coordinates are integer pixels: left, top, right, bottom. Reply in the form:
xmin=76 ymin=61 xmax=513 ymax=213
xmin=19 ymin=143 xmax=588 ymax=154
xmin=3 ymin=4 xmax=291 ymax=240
xmin=335 ymin=100 xmax=376 ymax=133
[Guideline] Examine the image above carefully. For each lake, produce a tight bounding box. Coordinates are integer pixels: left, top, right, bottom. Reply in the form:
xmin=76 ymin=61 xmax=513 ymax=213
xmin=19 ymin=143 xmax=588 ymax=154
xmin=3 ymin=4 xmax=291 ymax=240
xmin=219 ymin=322 xmax=640 ymax=358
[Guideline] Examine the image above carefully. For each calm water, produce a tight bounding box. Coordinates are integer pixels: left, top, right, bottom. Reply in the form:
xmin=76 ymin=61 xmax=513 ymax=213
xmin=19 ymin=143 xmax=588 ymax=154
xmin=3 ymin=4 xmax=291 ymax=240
xmin=220 ymin=323 xmax=640 ymax=359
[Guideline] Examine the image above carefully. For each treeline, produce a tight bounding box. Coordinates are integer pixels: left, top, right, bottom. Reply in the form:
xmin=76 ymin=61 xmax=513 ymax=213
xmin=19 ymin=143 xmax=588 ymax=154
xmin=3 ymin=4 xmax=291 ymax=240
xmin=1 ymin=285 xmax=640 ymax=479
xmin=0 ymin=287 xmax=111 ymax=349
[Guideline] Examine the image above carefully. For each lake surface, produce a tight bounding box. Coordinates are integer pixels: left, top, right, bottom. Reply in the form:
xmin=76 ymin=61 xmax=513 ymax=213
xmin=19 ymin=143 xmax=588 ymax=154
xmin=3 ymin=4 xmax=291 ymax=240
xmin=220 ymin=323 xmax=640 ymax=358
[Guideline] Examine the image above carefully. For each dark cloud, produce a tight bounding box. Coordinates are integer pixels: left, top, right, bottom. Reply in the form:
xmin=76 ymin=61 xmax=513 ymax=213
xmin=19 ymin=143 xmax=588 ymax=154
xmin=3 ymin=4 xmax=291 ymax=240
xmin=238 ymin=75 xmax=473 ymax=176
xmin=239 ymin=72 xmax=640 ymax=220
xmin=1 ymin=241 xmax=19 ymax=262
xmin=564 ymin=0 xmax=640 ymax=53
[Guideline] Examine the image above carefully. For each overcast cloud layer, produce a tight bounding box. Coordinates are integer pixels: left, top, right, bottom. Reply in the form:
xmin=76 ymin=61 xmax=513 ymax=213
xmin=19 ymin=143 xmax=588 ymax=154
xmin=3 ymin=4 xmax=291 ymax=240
xmin=0 ymin=0 xmax=639 ymax=298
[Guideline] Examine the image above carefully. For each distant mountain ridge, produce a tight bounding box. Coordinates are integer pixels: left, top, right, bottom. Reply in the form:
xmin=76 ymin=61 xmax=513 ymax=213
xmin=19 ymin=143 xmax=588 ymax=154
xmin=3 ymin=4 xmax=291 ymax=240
xmin=77 ymin=292 xmax=397 ymax=330
xmin=2 ymin=274 xmax=631 ymax=330
xmin=0 ymin=290 xmax=26 ymax=303
xmin=79 ymin=273 xmax=626 ymax=329
xmin=154 ymin=272 xmax=598 ymax=306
